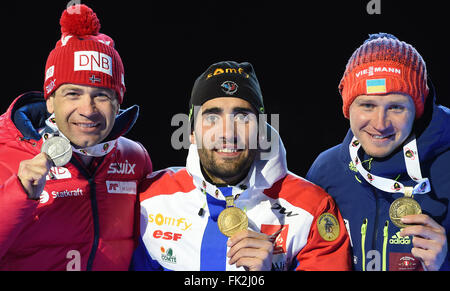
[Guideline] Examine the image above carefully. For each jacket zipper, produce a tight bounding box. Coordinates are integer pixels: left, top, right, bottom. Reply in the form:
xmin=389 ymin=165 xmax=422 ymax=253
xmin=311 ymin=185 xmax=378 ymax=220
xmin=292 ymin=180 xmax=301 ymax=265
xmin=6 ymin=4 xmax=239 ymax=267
xmin=86 ymin=177 xmax=99 ymax=271
xmin=371 ymin=188 xmax=380 ymax=249
xmin=71 ymin=155 xmax=105 ymax=271
xmin=372 ymin=185 xmax=391 ymax=271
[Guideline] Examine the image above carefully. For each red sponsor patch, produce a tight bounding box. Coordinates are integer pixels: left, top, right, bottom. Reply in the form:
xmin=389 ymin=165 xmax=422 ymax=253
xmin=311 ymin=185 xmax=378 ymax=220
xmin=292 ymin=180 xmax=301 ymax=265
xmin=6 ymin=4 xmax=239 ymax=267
xmin=389 ymin=252 xmax=424 ymax=271
xmin=260 ymin=224 xmax=289 ymax=254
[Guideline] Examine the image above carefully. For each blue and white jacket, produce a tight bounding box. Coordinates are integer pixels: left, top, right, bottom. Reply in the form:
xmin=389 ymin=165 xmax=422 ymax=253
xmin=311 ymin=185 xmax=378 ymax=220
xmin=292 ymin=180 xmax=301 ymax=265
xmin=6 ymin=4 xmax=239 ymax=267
xmin=131 ymin=131 xmax=351 ymax=271
xmin=307 ymin=84 xmax=450 ymax=271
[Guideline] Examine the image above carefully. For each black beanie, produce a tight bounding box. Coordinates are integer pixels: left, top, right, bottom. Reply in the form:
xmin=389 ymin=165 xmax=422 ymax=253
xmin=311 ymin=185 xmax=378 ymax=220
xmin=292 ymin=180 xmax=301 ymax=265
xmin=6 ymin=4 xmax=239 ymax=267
xmin=189 ymin=61 xmax=265 ymax=121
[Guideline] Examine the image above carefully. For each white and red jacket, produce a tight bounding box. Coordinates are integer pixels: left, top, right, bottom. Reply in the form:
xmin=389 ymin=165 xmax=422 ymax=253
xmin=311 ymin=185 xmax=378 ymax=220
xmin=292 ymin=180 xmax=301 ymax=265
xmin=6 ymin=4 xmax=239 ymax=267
xmin=132 ymin=128 xmax=351 ymax=271
xmin=0 ymin=92 xmax=152 ymax=270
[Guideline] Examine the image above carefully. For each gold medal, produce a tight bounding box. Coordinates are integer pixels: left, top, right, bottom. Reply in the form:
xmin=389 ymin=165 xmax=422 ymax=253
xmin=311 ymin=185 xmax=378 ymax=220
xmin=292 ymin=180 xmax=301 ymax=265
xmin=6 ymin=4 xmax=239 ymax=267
xmin=218 ymin=196 xmax=248 ymax=237
xmin=389 ymin=195 xmax=422 ymax=228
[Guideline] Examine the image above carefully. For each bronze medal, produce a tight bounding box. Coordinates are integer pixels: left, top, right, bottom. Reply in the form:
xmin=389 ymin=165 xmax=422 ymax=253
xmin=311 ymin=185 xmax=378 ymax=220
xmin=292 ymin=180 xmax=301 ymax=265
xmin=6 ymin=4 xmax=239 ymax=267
xmin=389 ymin=196 xmax=422 ymax=228
xmin=218 ymin=196 xmax=248 ymax=237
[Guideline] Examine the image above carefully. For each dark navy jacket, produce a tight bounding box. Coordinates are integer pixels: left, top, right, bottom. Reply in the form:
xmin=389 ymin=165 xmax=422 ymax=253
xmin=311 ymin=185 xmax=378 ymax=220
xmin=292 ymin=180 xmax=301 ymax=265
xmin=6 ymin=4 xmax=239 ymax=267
xmin=307 ymin=85 xmax=450 ymax=271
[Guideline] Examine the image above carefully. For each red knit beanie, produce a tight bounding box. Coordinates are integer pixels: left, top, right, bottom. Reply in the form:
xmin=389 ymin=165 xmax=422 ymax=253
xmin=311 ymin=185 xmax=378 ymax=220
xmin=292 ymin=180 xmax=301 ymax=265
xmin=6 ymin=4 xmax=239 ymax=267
xmin=43 ymin=4 xmax=126 ymax=103
xmin=339 ymin=33 xmax=428 ymax=119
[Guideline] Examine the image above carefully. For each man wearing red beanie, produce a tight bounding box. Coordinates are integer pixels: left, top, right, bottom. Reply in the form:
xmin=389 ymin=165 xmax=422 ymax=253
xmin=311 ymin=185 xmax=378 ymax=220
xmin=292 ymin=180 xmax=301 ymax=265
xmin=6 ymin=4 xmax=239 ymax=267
xmin=0 ymin=4 xmax=152 ymax=270
xmin=307 ymin=33 xmax=449 ymax=271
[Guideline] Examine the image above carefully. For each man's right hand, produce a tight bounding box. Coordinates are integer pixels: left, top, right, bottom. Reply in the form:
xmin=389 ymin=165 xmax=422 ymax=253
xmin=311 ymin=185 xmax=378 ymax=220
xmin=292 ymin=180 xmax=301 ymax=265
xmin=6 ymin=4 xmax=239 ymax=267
xmin=17 ymin=152 xmax=53 ymax=200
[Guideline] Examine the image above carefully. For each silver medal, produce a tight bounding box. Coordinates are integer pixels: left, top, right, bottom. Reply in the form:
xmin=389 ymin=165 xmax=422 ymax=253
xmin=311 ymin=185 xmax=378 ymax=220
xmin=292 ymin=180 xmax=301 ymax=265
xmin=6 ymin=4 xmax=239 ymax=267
xmin=41 ymin=136 xmax=72 ymax=167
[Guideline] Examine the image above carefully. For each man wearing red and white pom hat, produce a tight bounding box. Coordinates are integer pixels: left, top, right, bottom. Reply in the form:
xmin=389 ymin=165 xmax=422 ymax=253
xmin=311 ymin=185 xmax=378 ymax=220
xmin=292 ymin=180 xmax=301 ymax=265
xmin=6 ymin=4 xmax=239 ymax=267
xmin=0 ymin=4 xmax=152 ymax=270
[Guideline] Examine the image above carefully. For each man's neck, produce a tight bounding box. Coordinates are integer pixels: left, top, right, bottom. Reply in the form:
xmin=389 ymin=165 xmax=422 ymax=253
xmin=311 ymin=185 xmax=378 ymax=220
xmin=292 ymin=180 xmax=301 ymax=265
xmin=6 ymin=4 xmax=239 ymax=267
xmin=78 ymin=154 xmax=94 ymax=167
xmin=200 ymin=164 xmax=249 ymax=187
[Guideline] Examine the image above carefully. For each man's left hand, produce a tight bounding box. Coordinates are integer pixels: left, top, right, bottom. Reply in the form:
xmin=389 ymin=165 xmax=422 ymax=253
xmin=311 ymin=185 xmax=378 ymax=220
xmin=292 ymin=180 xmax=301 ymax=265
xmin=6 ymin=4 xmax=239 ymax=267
xmin=400 ymin=214 xmax=448 ymax=271
xmin=227 ymin=230 xmax=274 ymax=271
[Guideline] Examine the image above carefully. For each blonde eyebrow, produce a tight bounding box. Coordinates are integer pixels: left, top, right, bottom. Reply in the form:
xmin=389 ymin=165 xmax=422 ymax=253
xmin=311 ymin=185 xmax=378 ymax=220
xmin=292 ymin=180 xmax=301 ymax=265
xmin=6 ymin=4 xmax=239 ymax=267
xmin=61 ymin=85 xmax=83 ymax=93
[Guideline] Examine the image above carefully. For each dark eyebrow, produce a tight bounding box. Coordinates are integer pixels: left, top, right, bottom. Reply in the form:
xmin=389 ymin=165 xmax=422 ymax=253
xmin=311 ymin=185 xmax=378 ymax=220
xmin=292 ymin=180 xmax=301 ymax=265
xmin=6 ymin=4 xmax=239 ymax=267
xmin=202 ymin=107 xmax=222 ymax=115
xmin=232 ymin=107 xmax=256 ymax=114
xmin=201 ymin=106 xmax=256 ymax=116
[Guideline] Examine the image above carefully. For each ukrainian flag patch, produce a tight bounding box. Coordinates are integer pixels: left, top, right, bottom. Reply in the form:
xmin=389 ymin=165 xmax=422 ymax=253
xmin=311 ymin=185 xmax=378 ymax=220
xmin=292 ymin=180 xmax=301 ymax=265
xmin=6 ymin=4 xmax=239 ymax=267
xmin=366 ymin=78 xmax=386 ymax=94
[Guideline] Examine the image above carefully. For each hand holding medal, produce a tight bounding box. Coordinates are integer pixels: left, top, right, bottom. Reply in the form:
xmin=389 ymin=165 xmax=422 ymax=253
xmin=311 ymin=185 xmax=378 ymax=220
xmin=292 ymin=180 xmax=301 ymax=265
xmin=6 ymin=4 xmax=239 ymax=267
xmin=217 ymin=194 xmax=273 ymax=270
xmin=17 ymin=125 xmax=73 ymax=199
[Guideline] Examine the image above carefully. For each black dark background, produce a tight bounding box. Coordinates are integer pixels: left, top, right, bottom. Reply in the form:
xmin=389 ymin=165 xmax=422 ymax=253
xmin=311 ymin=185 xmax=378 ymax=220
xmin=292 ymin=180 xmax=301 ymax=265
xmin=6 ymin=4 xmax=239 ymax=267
xmin=2 ymin=0 xmax=449 ymax=177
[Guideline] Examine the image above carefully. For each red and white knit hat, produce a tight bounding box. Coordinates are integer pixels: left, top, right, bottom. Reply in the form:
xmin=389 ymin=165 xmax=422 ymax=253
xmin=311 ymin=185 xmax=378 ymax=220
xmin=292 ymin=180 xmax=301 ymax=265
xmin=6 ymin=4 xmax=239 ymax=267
xmin=339 ymin=33 xmax=428 ymax=119
xmin=43 ymin=4 xmax=126 ymax=103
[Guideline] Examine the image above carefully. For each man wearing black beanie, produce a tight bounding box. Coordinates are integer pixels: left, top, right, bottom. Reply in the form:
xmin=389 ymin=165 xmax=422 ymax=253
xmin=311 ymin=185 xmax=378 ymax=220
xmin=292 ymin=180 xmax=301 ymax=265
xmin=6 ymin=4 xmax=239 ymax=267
xmin=132 ymin=61 xmax=352 ymax=271
xmin=189 ymin=61 xmax=265 ymax=118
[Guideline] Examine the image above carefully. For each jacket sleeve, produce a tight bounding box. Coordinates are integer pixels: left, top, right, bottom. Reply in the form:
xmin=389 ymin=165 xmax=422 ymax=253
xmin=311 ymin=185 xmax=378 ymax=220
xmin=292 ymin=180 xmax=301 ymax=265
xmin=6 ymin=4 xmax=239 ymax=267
xmin=306 ymin=145 xmax=343 ymax=191
xmin=0 ymin=166 xmax=39 ymax=260
xmin=130 ymin=237 xmax=163 ymax=271
xmin=134 ymin=142 xmax=153 ymax=250
xmin=305 ymin=152 xmax=326 ymax=188
xmin=294 ymin=194 xmax=352 ymax=271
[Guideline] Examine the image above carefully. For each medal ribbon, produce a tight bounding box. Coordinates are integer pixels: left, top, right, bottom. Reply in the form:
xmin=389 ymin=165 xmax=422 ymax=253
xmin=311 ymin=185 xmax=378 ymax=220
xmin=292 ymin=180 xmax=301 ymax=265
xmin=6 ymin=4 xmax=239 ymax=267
xmin=349 ymin=135 xmax=430 ymax=196
xmin=41 ymin=114 xmax=117 ymax=157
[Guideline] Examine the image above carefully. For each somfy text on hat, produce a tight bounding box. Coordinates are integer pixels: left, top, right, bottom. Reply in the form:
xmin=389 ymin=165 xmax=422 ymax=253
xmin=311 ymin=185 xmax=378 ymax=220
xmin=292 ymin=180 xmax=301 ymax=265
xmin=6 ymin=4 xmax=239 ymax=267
xmin=43 ymin=4 xmax=126 ymax=103
xmin=339 ymin=33 xmax=428 ymax=119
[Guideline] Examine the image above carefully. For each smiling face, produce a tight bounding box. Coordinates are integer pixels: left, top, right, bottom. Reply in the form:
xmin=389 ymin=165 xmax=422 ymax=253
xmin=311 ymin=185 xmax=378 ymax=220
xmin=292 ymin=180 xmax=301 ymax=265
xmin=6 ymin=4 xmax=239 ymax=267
xmin=191 ymin=97 xmax=258 ymax=185
xmin=349 ymin=93 xmax=416 ymax=158
xmin=46 ymin=84 xmax=120 ymax=148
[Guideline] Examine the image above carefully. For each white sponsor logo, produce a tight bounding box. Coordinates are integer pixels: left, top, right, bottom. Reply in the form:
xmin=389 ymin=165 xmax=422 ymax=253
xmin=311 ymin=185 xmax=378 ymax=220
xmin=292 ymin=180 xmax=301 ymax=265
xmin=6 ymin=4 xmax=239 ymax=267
xmin=106 ymin=181 xmax=137 ymax=195
xmin=45 ymin=65 xmax=55 ymax=81
xmin=40 ymin=191 xmax=50 ymax=204
xmin=46 ymin=78 xmax=56 ymax=94
xmin=52 ymin=188 xmax=84 ymax=199
xmin=355 ymin=66 xmax=401 ymax=78
xmin=46 ymin=167 xmax=72 ymax=180
xmin=74 ymin=51 xmax=113 ymax=76
xmin=98 ymin=39 xmax=111 ymax=46
xmin=107 ymin=160 xmax=136 ymax=175
xmin=39 ymin=188 xmax=84 ymax=204
xmin=61 ymin=35 xmax=73 ymax=46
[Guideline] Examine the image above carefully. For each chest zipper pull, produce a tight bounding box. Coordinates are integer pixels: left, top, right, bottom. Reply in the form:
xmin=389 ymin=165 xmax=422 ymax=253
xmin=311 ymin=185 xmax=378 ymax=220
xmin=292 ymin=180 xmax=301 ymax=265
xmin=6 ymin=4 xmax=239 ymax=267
xmin=198 ymin=202 xmax=206 ymax=216
xmin=361 ymin=218 xmax=368 ymax=271
xmin=382 ymin=220 xmax=389 ymax=271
